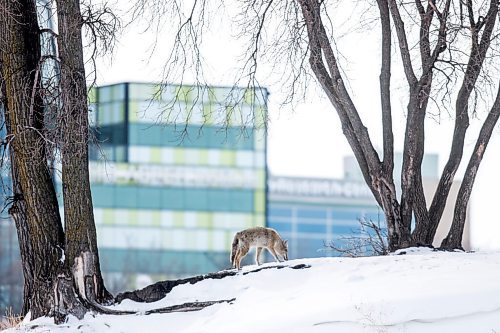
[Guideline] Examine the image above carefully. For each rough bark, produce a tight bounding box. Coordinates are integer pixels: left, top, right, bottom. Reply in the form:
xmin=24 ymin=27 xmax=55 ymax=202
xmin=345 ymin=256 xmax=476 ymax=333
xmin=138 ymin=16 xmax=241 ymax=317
xmin=428 ymin=0 xmax=498 ymax=245
xmin=56 ymin=0 xmax=112 ymax=304
xmin=441 ymin=80 xmax=500 ymax=249
xmin=0 ymin=0 xmax=65 ymax=319
xmin=1 ymin=66 xmax=33 ymax=317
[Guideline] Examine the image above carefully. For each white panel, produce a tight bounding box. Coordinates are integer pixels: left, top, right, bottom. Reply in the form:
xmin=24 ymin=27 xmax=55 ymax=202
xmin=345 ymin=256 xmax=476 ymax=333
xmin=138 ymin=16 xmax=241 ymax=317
xmin=185 ymin=149 xmax=199 ymax=164
xmin=186 ymin=103 xmax=204 ymax=125
xmin=184 ymin=212 xmax=197 ymax=228
xmin=255 ymin=153 xmax=265 ymax=168
xmin=160 ymin=211 xmax=173 ymax=227
xmin=93 ymin=209 xmax=103 ymax=225
xmin=161 ymin=148 xmax=174 ymax=164
xmin=236 ymin=151 xmax=253 ymax=168
xmin=114 ymin=209 xmax=128 ymax=225
xmin=160 ymin=85 xmax=177 ymax=101
xmin=212 ymin=230 xmax=227 ymax=252
xmin=138 ymin=210 xmax=153 ymax=226
xmin=211 ymin=103 xmax=227 ymax=125
xmin=241 ymin=105 xmax=254 ymax=126
xmin=212 ymin=212 xmax=247 ymax=229
xmin=194 ymin=230 xmax=209 ymax=250
xmin=207 ymin=149 xmax=220 ymax=166
xmin=128 ymin=146 xmax=150 ymax=163
xmin=137 ymin=101 xmax=163 ymax=123
xmin=171 ymin=229 xmax=186 ymax=250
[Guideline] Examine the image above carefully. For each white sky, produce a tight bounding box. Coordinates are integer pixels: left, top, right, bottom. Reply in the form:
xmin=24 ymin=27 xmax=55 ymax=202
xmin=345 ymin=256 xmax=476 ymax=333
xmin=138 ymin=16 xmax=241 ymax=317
xmin=90 ymin=1 xmax=500 ymax=250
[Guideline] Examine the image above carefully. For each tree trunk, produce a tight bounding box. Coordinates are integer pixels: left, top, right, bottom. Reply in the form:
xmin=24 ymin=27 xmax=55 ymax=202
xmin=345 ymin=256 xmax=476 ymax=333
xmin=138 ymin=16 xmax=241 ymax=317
xmin=441 ymin=83 xmax=500 ymax=249
xmin=0 ymin=0 xmax=65 ymax=319
xmin=56 ymin=0 xmax=112 ymax=304
xmin=1 ymin=67 xmax=33 ymax=317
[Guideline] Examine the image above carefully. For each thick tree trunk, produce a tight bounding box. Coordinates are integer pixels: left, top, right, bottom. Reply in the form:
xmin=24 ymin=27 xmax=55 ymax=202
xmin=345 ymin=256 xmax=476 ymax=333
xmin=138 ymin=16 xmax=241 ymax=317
xmin=56 ymin=0 xmax=112 ymax=304
xmin=429 ymin=1 xmax=498 ymax=247
xmin=441 ymin=84 xmax=500 ymax=249
xmin=1 ymin=68 xmax=33 ymax=317
xmin=0 ymin=0 xmax=65 ymax=319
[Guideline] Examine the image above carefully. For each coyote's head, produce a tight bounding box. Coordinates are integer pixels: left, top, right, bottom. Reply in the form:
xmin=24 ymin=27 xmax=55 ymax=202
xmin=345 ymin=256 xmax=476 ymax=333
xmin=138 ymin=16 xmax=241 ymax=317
xmin=277 ymin=239 xmax=288 ymax=261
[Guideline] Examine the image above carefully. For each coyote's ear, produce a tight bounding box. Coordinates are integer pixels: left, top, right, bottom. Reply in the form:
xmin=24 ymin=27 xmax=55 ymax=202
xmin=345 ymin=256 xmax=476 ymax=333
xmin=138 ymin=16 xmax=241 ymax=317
xmin=284 ymin=239 xmax=288 ymax=246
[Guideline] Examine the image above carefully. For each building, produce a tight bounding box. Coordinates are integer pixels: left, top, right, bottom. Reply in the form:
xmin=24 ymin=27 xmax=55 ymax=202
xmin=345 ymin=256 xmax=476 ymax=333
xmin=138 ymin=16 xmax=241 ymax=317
xmin=85 ymin=82 xmax=268 ymax=290
xmin=268 ymin=176 xmax=383 ymax=259
xmin=0 ymin=79 xmax=471 ymax=311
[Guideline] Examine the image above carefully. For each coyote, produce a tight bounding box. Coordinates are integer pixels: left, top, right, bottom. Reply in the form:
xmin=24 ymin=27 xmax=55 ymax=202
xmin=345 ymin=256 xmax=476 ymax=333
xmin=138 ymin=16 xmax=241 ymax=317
xmin=230 ymin=227 xmax=288 ymax=270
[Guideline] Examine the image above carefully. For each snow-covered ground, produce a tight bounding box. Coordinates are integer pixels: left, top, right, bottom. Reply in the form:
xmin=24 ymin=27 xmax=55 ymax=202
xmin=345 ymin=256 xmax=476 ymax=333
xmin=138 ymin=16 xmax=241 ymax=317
xmin=6 ymin=248 xmax=500 ymax=333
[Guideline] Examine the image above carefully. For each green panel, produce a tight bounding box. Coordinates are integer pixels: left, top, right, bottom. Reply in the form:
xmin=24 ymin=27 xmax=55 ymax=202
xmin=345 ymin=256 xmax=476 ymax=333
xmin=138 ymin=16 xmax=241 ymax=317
xmin=127 ymin=124 xmax=253 ymax=150
xmin=185 ymin=188 xmax=208 ymax=210
xmin=98 ymin=84 xmax=126 ymax=103
xmin=138 ymin=187 xmax=162 ymax=209
xmin=161 ymin=188 xmax=185 ymax=210
xmin=97 ymin=101 xmax=125 ymax=125
xmin=88 ymin=87 xmax=97 ymax=103
xmin=91 ymin=184 xmax=115 ymax=207
xmin=230 ymin=190 xmax=254 ymax=212
xmin=254 ymin=190 xmax=265 ymax=213
xmin=97 ymin=185 xmax=256 ymax=213
xmin=119 ymin=186 xmax=138 ymax=208
xmin=207 ymin=189 xmax=230 ymax=209
xmin=96 ymin=124 xmax=127 ymax=145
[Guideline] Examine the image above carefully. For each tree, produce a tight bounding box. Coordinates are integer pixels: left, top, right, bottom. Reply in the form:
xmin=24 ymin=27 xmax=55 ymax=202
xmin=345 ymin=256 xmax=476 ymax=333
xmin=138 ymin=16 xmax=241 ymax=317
xmin=135 ymin=0 xmax=500 ymax=251
xmin=0 ymin=0 xmax=112 ymax=321
xmin=0 ymin=0 xmax=66 ymax=319
xmin=56 ymin=0 xmax=112 ymax=305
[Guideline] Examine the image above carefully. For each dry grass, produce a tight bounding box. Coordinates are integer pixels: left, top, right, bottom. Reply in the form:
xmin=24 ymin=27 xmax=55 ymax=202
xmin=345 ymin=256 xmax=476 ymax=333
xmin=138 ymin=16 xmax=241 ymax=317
xmin=0 ymin=308 xmax=22 ymax=331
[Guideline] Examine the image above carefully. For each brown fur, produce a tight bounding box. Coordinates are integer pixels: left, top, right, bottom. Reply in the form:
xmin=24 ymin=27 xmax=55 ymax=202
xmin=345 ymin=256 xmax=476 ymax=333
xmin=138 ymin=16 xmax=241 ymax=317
xmin=230 ymin=227 xmax=288 ymax=270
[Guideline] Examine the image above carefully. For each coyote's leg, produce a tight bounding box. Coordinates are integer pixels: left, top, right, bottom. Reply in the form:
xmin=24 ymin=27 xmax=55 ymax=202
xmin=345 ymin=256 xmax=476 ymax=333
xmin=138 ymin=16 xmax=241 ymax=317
xmin=236 ymin=246 xmax=249 ymax=270
xmin=255 ymin=247 xmax=263 ymax=265
xmin=269 ymin=247 xmax=281 ymax=263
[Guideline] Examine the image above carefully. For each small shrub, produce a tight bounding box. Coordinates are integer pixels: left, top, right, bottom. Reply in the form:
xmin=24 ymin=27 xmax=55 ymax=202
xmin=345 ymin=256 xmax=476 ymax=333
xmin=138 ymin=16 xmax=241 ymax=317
xmin=0 ymin=308 xmax=22 ymax=331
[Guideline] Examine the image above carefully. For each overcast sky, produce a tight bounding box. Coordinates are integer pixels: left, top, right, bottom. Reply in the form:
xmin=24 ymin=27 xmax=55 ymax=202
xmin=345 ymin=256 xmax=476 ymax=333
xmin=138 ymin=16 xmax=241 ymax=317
xmin=89 ymin=1 xmax=500 ymax=250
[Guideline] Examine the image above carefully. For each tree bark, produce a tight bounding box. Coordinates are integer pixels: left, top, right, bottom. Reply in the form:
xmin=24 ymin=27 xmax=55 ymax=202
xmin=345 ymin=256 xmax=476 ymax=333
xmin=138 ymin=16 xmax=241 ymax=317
xmin=442 ymin=81 xmax=500 ymax=249
xmin=56 ymin=0 xmax=112 ymax=304
xmin=1 ymin=80 xmax=33 ymax=316
xmin=428 ymin=0 xmax=498 ymax=245
xmin=0 ymin=0 xmax=65 ymax=319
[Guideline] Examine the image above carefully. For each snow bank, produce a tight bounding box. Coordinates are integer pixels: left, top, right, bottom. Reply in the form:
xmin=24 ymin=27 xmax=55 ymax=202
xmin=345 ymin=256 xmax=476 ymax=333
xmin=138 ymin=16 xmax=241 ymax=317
xmin=7 ymin=250 xmax=500 ymax=333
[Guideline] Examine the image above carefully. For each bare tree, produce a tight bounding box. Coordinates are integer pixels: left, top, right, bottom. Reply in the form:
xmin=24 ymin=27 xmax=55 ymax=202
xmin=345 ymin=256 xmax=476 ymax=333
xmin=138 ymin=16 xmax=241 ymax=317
xmin=0 ymin=0 xmax=65 ymax=319
xmin=134 ymin=0 xmax=500 ymax=251
xmin=56 ymin=0 xmax=112 ymax=305
xmin=0 ymin=0 xmax=116 ymax=321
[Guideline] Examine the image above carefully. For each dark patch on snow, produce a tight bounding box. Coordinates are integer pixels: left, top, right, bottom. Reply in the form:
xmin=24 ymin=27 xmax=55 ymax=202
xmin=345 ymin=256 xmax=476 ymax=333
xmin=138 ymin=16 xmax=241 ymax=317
xmin=116 ymin=263 xmax=311 ymax=303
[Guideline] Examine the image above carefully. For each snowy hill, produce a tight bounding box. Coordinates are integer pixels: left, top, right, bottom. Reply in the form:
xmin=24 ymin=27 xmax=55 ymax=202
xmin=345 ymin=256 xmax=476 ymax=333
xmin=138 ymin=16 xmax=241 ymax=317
xmin=7 ymin=249 xmax=500 ymax=332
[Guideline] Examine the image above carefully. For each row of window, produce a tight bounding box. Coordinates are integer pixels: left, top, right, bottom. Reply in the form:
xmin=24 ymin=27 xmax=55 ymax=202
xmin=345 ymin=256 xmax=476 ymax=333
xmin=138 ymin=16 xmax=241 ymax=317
xmin=90 ymin=184 xmax=258 ymax=213
xmin=129 ymin=124 xmax=258 ymax=150
xmin=268 ymin=206 xmax=382 ymax=222
xmin=93 ymin=124 xmax=262 ymax=151
xmin=93 ymin=208 xmax=260 ymax=231
xmin=269 ymin=220 xmax=384 ymax=235
xmin=96 ymin=83 xmax=267 ymax=107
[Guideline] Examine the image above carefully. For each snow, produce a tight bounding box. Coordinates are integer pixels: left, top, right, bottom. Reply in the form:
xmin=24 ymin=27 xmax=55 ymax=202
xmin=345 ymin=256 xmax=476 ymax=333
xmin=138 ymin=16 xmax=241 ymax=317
xmin=7 ymin=249 xmax=500 ymax=333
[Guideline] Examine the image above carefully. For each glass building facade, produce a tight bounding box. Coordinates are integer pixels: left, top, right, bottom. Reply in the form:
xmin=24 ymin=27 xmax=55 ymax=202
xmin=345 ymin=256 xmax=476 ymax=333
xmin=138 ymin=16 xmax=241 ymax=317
xmin=268 ymin=176 xmax=383 ymax=259
xmin=86 ymin=82 xmax=268 ymax=290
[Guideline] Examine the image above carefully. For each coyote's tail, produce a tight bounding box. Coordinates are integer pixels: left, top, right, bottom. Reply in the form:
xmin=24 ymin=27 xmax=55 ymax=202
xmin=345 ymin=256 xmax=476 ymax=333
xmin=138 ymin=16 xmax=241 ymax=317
xmin=230 ymin=234 xmax=239 ymax=264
